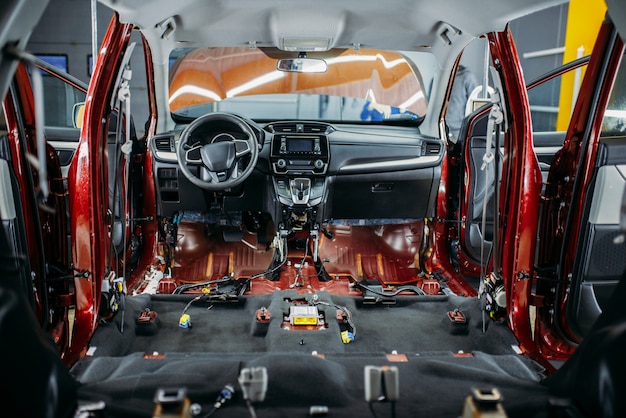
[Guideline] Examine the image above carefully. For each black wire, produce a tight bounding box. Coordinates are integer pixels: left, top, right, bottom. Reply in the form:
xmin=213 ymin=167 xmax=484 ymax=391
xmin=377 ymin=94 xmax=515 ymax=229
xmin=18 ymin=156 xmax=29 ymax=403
xmin=368 ymin=402 xmax=379 ymax=418
xmin=173 ymin=276 xmax=233 ymax=294
xmin=202 ymin=406 xmax=217 ymax=418
xmin=239 ymin=236 xmax=289 ymax=295
xmin=356 ymin=282 xmax=426 ymax=297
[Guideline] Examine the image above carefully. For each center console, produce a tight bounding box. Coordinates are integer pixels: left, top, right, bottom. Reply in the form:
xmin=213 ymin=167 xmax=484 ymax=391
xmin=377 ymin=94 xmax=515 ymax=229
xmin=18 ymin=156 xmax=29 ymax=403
xmin=269 ymin=130 xmax=329 ymax=208
xmin=270 ymin=133 xmax=329 ymax=176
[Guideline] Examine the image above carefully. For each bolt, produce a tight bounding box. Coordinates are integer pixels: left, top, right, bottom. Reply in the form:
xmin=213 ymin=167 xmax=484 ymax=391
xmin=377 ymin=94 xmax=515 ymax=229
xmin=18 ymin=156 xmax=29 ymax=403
xmin=190 ymin=403 xmax=202 ymax=416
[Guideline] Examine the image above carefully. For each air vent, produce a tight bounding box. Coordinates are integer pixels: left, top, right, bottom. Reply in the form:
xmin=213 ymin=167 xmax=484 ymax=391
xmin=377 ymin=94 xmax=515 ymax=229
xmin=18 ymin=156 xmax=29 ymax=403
xmin=302 ymin=123 xmax=330 ymax=134
xmin=423 ymin=141 xmax=442 ymax=155
xmin=154 ymin=136 xmax=174 ymax=152
xmin=271 ymin=124 xmax=297 ymax=133
xmin=267 ymin=122 xmax=333 ymax=134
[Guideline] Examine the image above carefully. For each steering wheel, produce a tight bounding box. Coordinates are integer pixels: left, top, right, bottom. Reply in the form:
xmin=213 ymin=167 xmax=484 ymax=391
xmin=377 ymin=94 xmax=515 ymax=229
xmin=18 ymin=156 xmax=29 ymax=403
xmin=176 ymin=112 xmax=259 ymax=191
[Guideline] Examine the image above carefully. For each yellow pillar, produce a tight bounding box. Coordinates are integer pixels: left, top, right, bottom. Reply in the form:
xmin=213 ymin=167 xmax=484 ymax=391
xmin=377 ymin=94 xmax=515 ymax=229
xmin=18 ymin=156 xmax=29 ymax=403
xmin=556 ymin=0 xmax=607 ymax=130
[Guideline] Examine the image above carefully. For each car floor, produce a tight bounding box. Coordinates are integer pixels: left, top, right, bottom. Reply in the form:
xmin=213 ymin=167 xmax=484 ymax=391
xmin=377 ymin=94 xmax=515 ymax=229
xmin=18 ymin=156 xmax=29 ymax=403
xmin=70 ymin=220 xmax=554 ymax=417
xmin=72 ymin=293 xmax=552 ymax=417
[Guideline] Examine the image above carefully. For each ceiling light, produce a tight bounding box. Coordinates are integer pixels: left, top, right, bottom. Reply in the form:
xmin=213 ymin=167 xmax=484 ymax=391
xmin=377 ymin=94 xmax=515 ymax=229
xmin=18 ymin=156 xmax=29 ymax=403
xmin=279 ymin=37 xmax=332 ymax=52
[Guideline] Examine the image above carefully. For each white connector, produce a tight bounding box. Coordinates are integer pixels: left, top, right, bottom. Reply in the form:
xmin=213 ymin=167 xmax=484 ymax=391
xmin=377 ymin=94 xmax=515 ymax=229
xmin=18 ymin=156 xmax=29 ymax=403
xmin=238 ymin=367 xmax=268 ymax=403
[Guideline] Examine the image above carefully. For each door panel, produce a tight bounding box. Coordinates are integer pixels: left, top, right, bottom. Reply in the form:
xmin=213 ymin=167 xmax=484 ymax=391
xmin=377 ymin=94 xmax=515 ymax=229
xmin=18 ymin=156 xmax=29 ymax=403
xmin=534 ymin=19 xmax=625 ymax=356
xmin=459 ymin=108 xmax=501 ymax=265
xmin=566 ymin=52 xmax=626 ymax=339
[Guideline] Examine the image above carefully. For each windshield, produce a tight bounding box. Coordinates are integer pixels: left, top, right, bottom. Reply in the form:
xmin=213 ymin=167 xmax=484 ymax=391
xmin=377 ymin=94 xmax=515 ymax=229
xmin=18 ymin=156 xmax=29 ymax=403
xmin=168 ymin=47 xmax=433 ymax=123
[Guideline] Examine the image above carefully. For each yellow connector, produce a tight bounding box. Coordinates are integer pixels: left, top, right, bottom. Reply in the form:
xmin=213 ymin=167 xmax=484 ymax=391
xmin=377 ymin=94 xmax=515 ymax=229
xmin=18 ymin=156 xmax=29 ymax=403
xmin=179 ymin=313 xmax=192 ymax=328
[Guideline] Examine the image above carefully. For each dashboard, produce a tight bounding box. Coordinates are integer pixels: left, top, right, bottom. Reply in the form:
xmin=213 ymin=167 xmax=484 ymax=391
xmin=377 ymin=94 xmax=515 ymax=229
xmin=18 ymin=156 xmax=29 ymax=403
xmin=150 ymin=116 xmax=444 ymax=224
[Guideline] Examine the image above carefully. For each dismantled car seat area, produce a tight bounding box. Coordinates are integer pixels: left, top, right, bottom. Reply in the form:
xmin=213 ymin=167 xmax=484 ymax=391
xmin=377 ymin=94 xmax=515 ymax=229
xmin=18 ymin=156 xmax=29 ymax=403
xmin=70 ymin=212 xmax=556 ymax=417
xmin=72 ymin=290 xmax=553 ymax=418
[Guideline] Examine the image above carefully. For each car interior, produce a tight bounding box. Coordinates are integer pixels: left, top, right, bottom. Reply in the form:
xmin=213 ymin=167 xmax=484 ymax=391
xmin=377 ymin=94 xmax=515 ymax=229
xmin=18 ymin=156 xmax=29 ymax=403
xmin=2 ymin=0 xmax=626 ymax=417
xmin=65 ymin=7 xmax=552 ymax=417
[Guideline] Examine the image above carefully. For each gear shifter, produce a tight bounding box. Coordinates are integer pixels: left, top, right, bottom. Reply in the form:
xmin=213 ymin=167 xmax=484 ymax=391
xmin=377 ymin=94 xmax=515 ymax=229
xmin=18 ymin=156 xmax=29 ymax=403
xmin=290 ymin=178 xmax=311 ymax=205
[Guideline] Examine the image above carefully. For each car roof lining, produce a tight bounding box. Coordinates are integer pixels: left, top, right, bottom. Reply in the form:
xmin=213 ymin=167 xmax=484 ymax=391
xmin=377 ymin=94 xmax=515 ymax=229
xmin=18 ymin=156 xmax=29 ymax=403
xmin=97 ymin=0 xmax=567 ymax=135
xmin=99 ymin=0 xmax=568 ymax=67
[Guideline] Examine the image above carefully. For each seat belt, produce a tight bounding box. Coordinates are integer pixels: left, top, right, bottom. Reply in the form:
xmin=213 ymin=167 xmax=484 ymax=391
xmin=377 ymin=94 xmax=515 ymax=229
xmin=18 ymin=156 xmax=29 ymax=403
xmin=479 ymin=88 xmax=503 ymax=277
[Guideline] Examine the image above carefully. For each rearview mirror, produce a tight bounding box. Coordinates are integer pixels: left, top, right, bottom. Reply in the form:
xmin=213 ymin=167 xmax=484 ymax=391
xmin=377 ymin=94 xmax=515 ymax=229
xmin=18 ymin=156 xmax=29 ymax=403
xmin=277 ymin=58 xmax=327 ymax=73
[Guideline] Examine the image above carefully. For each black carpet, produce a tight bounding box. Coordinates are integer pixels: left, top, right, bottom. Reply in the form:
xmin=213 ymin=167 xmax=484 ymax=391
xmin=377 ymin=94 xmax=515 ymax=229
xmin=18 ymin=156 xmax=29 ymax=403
xmin=72 ymin=292 xmax=552 ymax=417
xmin=86 ymin=291 xmax=520 ymax=357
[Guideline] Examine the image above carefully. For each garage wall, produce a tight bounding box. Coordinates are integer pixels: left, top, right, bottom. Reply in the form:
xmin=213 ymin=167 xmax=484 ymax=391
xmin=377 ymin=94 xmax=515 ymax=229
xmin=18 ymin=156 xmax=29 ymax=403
xmin=27 ymin=0 xmax=150 ymax=136
xmin=510 ymin=3 xmax=570 ymax=82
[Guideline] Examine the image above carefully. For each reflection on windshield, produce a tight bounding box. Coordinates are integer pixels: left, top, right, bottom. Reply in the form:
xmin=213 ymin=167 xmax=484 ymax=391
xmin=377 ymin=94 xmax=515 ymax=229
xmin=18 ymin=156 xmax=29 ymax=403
xmin=172 ymin=94 xmax=420 ymax=123
xmin=169 ymin=47 xmax=429 ymax=123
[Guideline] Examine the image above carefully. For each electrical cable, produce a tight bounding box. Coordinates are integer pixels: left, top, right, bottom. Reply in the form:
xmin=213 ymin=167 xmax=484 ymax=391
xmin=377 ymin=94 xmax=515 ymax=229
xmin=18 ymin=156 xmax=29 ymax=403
xmin=239 ymin=236 xmax=289 ymax=295
xmin=368 ymin=402 xmax=379 ymax=418
xmin=313 ymin=299 xmax=356 ymax=339
xmin=181 ymin=295 xmax=202 ymax=316
xmin=173 ymin=276 xmax=233 ymax=294
xmin=245 ymin=399 xmax=258 ymax=418
xmin=202 ymin=384 xmax=235 ymax=418
xmin=291 ymin=237 xmax=309 ymax=288
xmin=356 ymin=282 xmax=426 ymax=297
xmin=178 ymin=295 xmax=212 ymax=328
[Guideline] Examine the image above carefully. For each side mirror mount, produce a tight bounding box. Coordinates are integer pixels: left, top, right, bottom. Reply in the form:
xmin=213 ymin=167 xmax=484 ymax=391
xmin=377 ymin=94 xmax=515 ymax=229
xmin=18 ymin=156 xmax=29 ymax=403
xmin=73 ymin=102 xmax=85 ymax=129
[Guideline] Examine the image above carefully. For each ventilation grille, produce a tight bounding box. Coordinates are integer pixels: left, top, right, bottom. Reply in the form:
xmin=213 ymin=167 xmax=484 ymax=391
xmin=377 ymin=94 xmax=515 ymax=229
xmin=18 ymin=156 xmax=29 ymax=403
xmin=267 ymin=122 xmax=333 ymax=134
xmin=154 ymin=136 xmax=174 ymax=152
xmin=423 ymin=141 xmax=442 ymax=155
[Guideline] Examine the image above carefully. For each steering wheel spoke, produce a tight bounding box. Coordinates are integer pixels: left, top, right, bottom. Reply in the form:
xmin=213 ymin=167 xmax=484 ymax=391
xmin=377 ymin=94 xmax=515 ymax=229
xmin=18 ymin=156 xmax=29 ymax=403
xmin=184 ymin=144 xmax=204 ymax=164
xmin=233 ymin=138 xmax=251 ymax=157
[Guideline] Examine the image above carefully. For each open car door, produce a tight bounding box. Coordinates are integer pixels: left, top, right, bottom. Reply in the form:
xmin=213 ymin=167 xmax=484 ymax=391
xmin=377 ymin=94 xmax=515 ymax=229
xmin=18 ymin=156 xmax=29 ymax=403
xmin=455 ymin=15 xmax=625 ymax=358
xmin=538 ymin=9 xmax=626 ymax=414
xmin=534 ymin=15 xmax=626 ymax=353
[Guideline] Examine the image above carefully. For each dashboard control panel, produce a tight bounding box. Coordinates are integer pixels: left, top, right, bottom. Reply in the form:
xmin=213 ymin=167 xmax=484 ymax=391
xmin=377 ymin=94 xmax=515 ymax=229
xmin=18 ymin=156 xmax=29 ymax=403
xmin=270 ymin=135 xmax=329 ymax=175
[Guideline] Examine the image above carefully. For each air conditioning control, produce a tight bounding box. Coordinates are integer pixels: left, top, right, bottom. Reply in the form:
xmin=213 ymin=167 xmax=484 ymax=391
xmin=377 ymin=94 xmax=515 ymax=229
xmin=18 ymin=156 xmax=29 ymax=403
xmin=314 ymin=159 xmax=325 ymax=170
xmin=277 ymin=159 xmax=287 ymax=169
